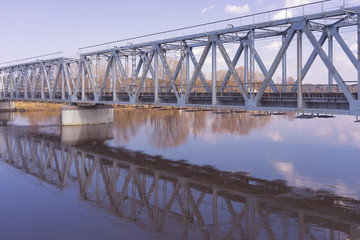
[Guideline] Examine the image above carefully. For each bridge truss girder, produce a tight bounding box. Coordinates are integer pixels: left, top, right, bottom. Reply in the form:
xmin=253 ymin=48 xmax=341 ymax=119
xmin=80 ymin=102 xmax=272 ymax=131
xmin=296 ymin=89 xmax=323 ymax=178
xmin=0 ymin=58 xmax=78 ymax=101
xmin=0 ymin=6 xmax=360 ymax=115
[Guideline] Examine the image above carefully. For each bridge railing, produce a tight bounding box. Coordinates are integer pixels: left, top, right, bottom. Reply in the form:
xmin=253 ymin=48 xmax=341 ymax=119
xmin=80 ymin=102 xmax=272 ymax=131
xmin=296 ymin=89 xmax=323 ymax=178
xmin=77 ymin=0 xmax=355 ymax=54
xmin=0 ymin=52 xmax=64 ymax=69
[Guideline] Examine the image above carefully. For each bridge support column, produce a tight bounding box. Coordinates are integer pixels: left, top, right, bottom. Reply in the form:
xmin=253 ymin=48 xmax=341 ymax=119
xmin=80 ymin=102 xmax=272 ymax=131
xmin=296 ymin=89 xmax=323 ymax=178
xmin=0 ymin=101 xmax=15 ymax=112
xmin=61 ymin=104 xmax=113 ymax=126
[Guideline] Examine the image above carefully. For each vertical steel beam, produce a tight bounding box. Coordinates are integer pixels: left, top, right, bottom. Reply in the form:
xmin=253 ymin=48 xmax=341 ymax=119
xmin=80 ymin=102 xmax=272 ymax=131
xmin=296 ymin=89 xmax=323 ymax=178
xmin=162 ymin=52 xmax=166 ymax=89
xmin=290 ymin=33 xmax=327 ymax=92
xmin=47 ymin=67 xmax=53 ymax=99
xmin=61 ymin=64 xmax=65 ymax=100
xmin=31 ymin=69 xmax=36 ymax=98
xmin=132 ymin=52 xmax=136 ymax=91
xmin=24 ymin=69 xmax=29 ymax=98
xmin=154 ymin=48 xmax=159 ymax=104
xmin=328 ymin=36 xmax=333 ymax=92
xmin=244 ymin=45 xmax=249 ymax=93
xmin=180 ymin=52 xmax=184 ymax=93
xmin=143 ymin=54 xmax=148 ymax=91
xmin=250 ymin=29 xmax=255 ymax=97
xmin=297 ymin=30 xmax=303 ymax=109
xmin=81 ymin=61 xmax=85 ymax=101
xmin=186 ymin=52 xmax=189 ymax=89
xmin=282 ymin=34 xmax=287 ymax=92
xmin=212 ymin=41 xmax=217 ymax=105
xmin=10 ymin=70 xmax=13 ymax=98
xmin=15 ymin=70 xmax=19 ymax=98
xmin=96 ymin=54 xmax=100 ymax=87
xmin=112 ymin=56 xmax=117 ymax=101
xmin=125 ymin=55 xmax=128 ymax=80
xmin=41 ymin=68 xmax=44 ymax=99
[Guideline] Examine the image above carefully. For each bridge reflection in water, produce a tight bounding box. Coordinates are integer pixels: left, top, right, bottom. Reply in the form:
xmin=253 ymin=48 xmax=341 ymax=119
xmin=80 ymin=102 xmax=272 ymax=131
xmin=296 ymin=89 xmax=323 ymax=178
xmin=1 ymin=126 xmax=359 ymax=240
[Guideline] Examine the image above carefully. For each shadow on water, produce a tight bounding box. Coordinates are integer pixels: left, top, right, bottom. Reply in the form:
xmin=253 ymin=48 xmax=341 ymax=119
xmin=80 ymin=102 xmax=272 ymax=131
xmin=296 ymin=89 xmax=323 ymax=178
xmin=0 ymin=124 xmax=359 ymax=240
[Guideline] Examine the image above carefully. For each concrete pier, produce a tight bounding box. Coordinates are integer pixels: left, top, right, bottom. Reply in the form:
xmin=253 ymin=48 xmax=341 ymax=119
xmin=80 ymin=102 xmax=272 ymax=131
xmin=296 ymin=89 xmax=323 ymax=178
xmin=61 ymin=104 xmax=114 ymax=126
xmin=0 ymin=101 xmax=15 ymax=112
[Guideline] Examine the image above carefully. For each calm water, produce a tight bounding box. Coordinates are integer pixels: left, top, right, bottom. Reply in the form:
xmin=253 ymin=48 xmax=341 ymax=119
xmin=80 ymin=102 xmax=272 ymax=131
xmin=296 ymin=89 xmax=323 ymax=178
xmin=0 ymin=108 xmax=359 ymax=240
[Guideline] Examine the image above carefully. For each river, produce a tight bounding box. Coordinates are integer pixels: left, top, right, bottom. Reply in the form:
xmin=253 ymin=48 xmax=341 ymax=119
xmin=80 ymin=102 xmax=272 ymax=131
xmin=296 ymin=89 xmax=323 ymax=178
xmin=0 ymin=107 xmax=359 ymax=240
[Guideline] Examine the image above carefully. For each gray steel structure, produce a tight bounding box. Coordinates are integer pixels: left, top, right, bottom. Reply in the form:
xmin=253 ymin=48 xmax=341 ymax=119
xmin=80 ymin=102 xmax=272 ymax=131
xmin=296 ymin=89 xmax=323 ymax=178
xmin=1 ymin=127 xmax=359 ymax=239
xmin=1 ymin=2 xmax=360 ymax=115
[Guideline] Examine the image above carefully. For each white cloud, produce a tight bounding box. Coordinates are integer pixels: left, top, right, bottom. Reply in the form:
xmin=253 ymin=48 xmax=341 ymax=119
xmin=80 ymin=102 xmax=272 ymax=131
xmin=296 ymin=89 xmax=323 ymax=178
xmin=274 ymin=161 xmax=293 ymax=173
xmin=350 ymin=43 xmax=357 ymax=53
xmin=260 ymin=40 xmax=282 ymax=51
xmin=285 ymin=0 xmax=312 ymax=8
xmin=272 ymin=160 xmax=358 ymax=198
xmin=201 ymin=5 xmax=215 ymax=14
xmin=258 ymin=0 xmax=264 ymax=3
xmin=225 ymin=4 xmax=250 ymax=14
xmin=272 ymin=0 xmax=312 ymax=20
xmin=192 ymin=47 xmax=204 ymax=57
xmin=272 ymin=10 xmax=292 ymax=20
xmin=263 ymin=131 xmax=284 ymax=142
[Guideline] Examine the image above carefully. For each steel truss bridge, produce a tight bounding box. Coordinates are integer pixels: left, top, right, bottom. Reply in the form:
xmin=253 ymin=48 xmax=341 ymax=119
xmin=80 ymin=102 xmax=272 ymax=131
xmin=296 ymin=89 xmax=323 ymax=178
xmin=1 ymin=2 xmax=360 ymax=115
xmin=1 ymin=126 xmax=359 ymax=239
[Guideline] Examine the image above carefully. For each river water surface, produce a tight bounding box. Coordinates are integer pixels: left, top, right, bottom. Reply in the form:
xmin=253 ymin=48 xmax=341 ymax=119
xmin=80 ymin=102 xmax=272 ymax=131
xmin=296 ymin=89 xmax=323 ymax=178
xmin=0 ymin=108 xmax=359 ymax=240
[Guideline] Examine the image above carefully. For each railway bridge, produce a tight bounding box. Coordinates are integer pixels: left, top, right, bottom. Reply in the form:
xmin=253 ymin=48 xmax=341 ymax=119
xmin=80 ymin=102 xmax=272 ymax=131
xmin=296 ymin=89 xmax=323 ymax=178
xmin=0 ymin=1 xmax=359 ymax=125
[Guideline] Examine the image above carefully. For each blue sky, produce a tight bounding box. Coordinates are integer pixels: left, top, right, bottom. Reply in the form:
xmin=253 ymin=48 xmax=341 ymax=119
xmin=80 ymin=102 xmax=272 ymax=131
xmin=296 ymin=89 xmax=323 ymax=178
xmin=0 ymin=0 xmax=358 ymax=84
xmin=0 ymin=0 xmax=325 ymax=61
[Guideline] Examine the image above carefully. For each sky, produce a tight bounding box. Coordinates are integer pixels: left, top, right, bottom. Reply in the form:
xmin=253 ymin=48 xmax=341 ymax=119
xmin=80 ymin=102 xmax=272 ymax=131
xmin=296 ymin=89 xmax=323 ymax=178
xmin=0 ymin=0 xmax=358 ymax=83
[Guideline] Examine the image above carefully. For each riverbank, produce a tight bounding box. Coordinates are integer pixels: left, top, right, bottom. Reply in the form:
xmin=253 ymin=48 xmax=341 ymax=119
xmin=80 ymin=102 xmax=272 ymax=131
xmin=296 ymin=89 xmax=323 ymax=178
xmin=14 ymin=101 xmax=63 ymax=111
